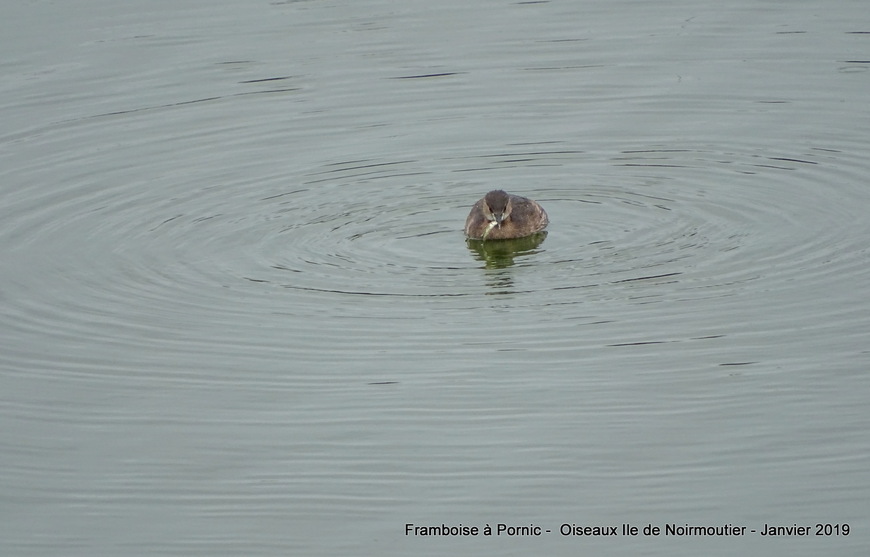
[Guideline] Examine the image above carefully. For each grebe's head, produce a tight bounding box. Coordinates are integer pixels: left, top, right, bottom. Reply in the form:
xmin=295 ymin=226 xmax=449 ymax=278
xmin=482 ymin=190 xmax=512 ymax=227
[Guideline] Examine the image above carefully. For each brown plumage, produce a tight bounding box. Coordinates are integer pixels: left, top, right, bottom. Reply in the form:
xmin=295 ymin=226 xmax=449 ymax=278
xmin=464 ymin=190 xmax=549 ymax=240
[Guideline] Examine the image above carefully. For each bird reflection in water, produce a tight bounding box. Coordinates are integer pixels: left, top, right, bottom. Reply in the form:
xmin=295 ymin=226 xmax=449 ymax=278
xmin=466 ymin=232 xmax=548 ymax=270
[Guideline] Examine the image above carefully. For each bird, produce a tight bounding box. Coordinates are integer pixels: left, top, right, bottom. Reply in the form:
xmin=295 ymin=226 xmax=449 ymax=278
xmin=464 ymin=189 xmax=549 ymax=240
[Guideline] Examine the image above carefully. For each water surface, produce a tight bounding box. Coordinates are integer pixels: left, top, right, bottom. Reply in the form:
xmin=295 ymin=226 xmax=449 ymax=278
xmin=2 ymin=0 xmax=869 ymax=555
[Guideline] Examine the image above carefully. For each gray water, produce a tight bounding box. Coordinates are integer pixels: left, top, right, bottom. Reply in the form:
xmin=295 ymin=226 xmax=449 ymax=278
xmin=2 ymin=0 xmax=869 ymax=555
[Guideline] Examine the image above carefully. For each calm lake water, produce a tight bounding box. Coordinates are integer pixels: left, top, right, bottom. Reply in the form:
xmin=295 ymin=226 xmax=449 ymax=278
xmin=2 ymin=0 xmax=869 ymax=555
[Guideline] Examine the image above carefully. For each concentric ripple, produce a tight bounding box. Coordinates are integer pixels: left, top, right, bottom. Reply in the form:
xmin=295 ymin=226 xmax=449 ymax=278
xmin=4 ymin=137 xmax=868 ymax=350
